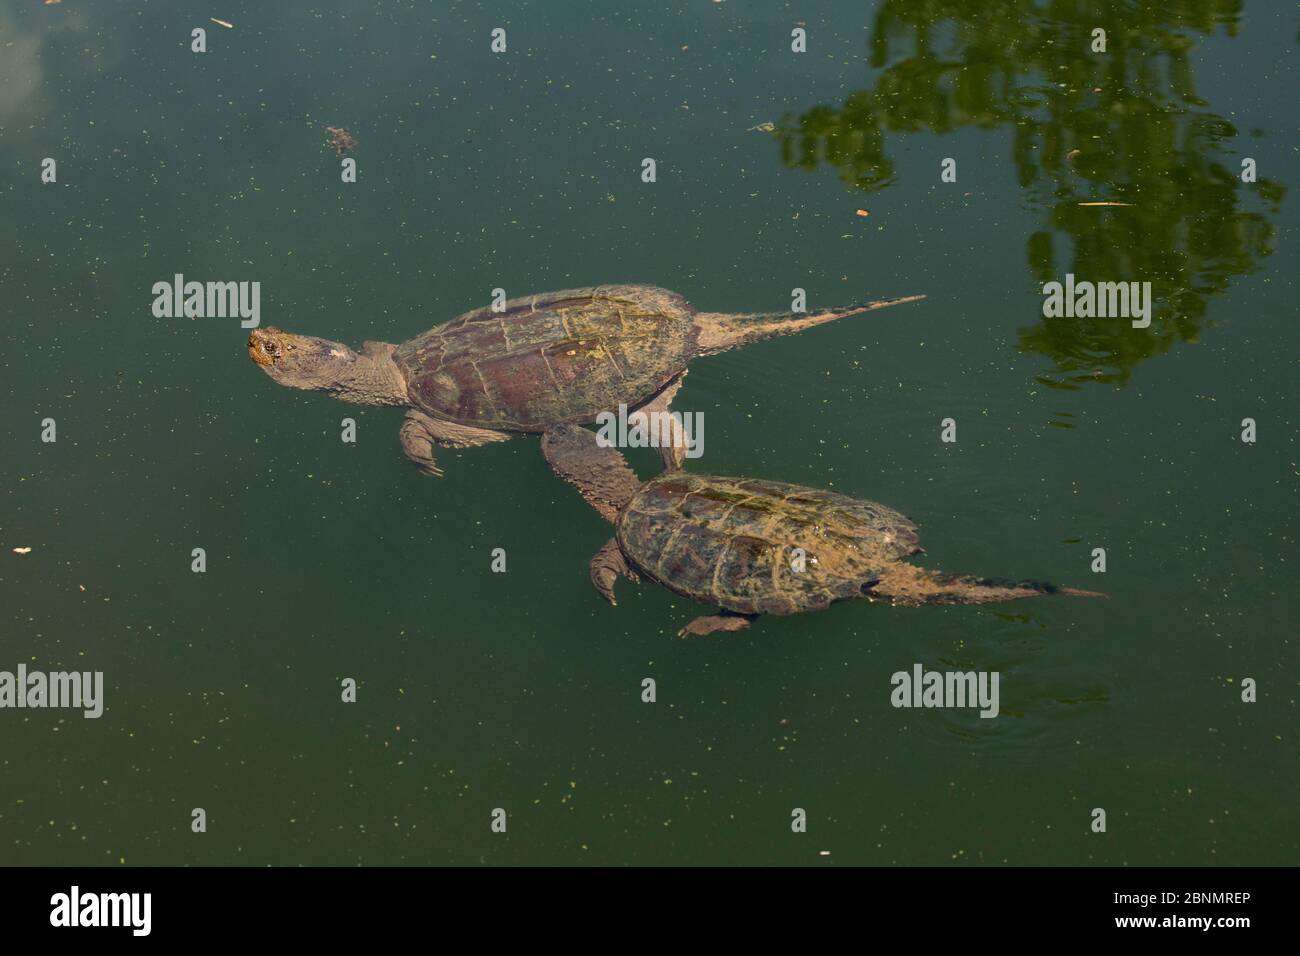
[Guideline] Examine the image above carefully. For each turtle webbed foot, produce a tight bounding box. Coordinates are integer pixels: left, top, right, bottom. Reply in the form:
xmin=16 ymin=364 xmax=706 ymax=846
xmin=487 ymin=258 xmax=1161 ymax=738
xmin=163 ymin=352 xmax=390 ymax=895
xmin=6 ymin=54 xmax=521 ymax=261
xmin=399 ymin=411 xmax=445 ymax=478
xmin=678 ymin=613 xmax=755 ymax=638
xmin=590 ymin=539 xmax=638 ymax=605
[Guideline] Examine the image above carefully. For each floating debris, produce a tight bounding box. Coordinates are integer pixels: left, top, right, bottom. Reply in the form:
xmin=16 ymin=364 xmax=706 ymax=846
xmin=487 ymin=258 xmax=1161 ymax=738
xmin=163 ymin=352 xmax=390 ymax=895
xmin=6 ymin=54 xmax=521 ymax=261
xmin=324 ymin=126 xmax=356 ymax=156
xmin=747 ymin=122 xmax=776 ymax=133
xmin=12 ymin=547 xmax=32 ymax=555
xmin=1078 ymin=201 xmax=1133 ymax=206
xmin=210 ymin=18 xmax=234 ymax=29
xmin=855 ymin=208 xmax=870 ymax=217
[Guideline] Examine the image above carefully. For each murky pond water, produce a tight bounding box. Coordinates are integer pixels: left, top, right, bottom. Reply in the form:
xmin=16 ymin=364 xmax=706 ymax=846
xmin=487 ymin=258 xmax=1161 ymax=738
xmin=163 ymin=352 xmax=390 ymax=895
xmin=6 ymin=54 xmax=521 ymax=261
xmin=1 ymin=0 xmax=1294 ymax=865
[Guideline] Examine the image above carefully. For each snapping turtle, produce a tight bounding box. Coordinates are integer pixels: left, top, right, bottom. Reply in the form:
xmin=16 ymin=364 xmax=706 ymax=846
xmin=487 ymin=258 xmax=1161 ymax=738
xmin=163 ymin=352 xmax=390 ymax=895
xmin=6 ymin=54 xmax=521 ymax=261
xmin=541 ymin=424 xmax=1104 ymax=636
xmin=247 ymin=284 xmax=923 ymax=475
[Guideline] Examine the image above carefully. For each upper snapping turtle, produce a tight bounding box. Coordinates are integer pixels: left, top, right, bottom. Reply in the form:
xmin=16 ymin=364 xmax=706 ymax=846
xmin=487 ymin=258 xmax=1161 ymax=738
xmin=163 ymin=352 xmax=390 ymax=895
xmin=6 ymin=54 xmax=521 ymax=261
xmin=540 ymin=423 xmax=1104 ymax=636
xmin=247 ymin=284 xmax=923 ymax=476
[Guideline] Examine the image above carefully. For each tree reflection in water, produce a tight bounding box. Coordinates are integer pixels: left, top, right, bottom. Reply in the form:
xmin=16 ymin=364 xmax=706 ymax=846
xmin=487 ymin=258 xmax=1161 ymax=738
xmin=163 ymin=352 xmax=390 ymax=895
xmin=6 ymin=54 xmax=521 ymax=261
xmin=777 ymin=1 xmax=1285 ymax=386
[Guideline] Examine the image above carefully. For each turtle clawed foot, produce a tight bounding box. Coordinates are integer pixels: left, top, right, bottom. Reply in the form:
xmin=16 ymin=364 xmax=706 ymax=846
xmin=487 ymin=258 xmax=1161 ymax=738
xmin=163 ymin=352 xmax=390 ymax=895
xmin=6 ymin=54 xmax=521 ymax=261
xmin=589 ymin=539 xmax=636 ymax=605
xmin=399 ymin=411 xmax=445 ymax=477
xmin=678 ymin=614 xmax=754 ymax=638
xmin=592 ymin=572 xmax=618 ymax=605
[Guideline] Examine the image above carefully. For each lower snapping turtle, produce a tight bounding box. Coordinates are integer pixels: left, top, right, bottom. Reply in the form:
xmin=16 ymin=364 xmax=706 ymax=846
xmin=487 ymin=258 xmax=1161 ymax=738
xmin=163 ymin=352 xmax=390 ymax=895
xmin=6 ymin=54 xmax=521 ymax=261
xmin=247 ymin=284 xmax=923 ymax=475
xmin=541 ymin=424 xmax=1104 ymax=636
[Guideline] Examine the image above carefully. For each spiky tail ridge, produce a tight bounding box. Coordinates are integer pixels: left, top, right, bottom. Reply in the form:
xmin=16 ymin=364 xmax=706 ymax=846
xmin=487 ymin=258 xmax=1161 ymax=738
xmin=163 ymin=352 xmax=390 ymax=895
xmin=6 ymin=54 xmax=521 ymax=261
xmin=868 ymin=565 xmax=1106 ymax=606
xmin=694 ymin=294 xmax=925 ymax=356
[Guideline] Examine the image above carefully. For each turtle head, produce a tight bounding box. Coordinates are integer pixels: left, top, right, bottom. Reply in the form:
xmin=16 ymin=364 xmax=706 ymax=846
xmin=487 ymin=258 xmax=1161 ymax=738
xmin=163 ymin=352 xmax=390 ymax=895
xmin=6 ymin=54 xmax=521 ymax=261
xmin=247 ymin=327 xmax=356 ymax=386
xmin=247 ymin=327 xmax=408 ymax=405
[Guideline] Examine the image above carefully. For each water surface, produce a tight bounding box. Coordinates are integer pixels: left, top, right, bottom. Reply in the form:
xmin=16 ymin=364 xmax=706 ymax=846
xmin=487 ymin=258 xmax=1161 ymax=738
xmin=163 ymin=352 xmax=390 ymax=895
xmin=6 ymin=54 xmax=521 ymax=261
xmin=0 ymin=0 xmax=1295 ymax=865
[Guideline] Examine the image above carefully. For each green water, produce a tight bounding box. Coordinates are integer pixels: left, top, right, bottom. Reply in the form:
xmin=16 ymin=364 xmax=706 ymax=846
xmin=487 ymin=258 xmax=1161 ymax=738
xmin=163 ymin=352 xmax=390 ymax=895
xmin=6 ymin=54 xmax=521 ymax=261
xmin=1 ymin=0 xmax=1295 ymax=866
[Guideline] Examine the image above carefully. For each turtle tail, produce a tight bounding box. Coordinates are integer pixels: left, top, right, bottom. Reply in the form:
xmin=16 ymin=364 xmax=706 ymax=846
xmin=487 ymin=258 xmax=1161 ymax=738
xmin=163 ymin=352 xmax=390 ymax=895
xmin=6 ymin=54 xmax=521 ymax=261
xmin=865 ymin=565 xmax=1106 ymax=606
xmin=694 ymin=294 xmax=925 ymax=356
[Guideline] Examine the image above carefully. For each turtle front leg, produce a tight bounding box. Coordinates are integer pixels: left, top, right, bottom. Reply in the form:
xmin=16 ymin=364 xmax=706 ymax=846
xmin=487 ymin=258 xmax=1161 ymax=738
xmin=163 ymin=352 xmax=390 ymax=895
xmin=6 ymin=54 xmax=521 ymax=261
xmin=400 ymin=410 xmax=445 ymax=476
xmin=399 ymin=409 xmax=510 ymax=477
xmin=678 ymin=612 xmax=757 ymax=638
xmin=590 ymin=538 xmax=639 ymax=606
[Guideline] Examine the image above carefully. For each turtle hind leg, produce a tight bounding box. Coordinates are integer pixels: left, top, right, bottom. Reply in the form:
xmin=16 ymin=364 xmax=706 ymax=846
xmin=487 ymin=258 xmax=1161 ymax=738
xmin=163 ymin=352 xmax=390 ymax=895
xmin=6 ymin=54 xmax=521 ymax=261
xmin=631 ymin=374 xmax=689 ymax=473
xmin=590 ymin=538 xmax=639 ymax=606
xmin=678 ymin=611 xmax=757 ymax=638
